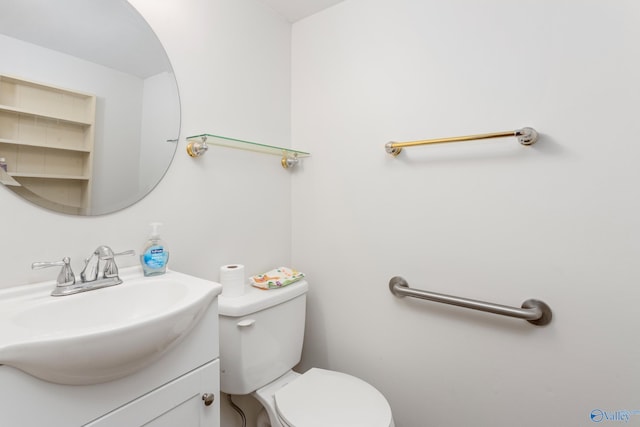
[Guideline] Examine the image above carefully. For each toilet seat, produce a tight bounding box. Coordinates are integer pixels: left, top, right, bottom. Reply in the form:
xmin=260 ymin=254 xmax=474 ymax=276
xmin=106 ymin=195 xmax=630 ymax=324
xmin=274 ymin=368 xmax=393 ymax=427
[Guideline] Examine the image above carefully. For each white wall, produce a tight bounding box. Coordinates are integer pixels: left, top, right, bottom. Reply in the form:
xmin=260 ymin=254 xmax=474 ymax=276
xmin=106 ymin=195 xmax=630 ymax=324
xmin=292 ymin=1 xmax=640 ymax=426
xmin=138 ymin=71 xmax=180 ymax=196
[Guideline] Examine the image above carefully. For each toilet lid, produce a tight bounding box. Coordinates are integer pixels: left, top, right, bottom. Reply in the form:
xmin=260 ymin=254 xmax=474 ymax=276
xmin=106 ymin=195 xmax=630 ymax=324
xmin=275 ymin=368 xmax=392 ymax=427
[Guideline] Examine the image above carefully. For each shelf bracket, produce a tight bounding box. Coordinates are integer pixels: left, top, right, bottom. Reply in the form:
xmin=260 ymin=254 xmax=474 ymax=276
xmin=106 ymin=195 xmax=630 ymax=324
xmin=186 ymin=136 xmax=209 ymax=158
xmin=281 ymin=152 xmax=300 ymax=169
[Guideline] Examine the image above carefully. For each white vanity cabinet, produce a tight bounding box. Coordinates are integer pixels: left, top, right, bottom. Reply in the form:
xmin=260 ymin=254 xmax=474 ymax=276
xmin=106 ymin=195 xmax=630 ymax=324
xmin=86 ymin=360 xmax=219 ymax=427
xmin=0 ymin=295 xmax=221 ymax=427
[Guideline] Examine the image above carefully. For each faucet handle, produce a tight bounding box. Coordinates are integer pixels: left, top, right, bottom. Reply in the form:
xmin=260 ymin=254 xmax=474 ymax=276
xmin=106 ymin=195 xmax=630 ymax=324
xmin=32 ymin=257 xmax=76 ymax=287
xmin=114 ymin=249 xmax=135 ymax=258
xmin=103 ymin=249 xmax=135 ymax=279
xmin=94 ymin=246 xmax=134 ymax=260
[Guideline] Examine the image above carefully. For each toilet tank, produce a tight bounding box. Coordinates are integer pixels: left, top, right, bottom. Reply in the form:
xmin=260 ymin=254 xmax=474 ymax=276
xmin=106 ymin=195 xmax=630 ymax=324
xmin=218 ymin=280 xmax=308 ymax=395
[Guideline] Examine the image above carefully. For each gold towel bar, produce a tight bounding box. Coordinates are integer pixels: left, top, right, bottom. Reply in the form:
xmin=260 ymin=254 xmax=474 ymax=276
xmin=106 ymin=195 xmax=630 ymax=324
xmin=385 ymin=127 xmax=538 ymax=157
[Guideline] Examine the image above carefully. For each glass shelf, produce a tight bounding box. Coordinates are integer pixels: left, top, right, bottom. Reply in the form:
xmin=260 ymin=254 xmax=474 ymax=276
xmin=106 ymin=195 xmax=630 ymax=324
xmin=186 ymin=133 xmax=310 ymax=168
xmin=186 ymin=133 xmax=310 ymax=157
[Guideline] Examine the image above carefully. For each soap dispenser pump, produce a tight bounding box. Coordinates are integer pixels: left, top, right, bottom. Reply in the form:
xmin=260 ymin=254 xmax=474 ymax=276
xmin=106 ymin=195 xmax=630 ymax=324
xmin=140 ymin=222 xmax=169 ymax=276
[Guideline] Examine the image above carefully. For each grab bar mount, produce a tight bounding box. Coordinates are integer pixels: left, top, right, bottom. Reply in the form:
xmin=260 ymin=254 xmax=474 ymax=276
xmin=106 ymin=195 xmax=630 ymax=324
xmin=389 ymin=276 xmax=552 ymax=326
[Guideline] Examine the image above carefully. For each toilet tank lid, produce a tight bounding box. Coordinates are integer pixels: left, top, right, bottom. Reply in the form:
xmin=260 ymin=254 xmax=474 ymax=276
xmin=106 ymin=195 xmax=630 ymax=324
xmin=218 ymin=280 xmax=309 ymax=317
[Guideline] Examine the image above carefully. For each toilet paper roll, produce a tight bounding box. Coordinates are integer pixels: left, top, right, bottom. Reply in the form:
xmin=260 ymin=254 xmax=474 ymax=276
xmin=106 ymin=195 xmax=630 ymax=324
xmin=220 ymin=264 xmax=245 ymax=297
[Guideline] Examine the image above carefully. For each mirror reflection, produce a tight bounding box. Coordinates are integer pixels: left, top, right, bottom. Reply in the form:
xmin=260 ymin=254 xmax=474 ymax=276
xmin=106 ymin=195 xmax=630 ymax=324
xmin=0 ymin=0 xmax=180 ymax=215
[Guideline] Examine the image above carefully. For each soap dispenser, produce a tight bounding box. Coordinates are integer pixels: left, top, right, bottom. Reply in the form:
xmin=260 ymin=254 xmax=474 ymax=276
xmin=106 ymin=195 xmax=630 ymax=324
xmin=140 ymin=222 xmax=169 ymax=276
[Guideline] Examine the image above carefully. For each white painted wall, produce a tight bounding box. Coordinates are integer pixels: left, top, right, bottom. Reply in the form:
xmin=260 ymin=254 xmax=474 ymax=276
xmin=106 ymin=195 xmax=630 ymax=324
xmin=139 ymin=71 xmax=180 ymax=196
xmin=292 ymin=0 xmax=640 ymax=426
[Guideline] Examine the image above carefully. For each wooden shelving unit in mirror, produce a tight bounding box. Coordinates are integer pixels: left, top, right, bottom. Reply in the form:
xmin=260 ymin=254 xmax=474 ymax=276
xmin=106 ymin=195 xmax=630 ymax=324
xmin=0 ymin=74 xmax=95 ymax=214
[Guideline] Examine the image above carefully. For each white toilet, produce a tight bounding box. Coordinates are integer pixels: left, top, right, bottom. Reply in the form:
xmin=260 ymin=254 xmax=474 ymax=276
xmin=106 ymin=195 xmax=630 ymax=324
xmin=218 ymin=279 xmax=395 ymax=427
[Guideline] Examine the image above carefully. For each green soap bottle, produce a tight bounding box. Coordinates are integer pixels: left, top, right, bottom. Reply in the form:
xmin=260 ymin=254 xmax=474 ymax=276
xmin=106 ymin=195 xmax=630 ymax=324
xmin=140 ymin=222 xmax=169 ymax=276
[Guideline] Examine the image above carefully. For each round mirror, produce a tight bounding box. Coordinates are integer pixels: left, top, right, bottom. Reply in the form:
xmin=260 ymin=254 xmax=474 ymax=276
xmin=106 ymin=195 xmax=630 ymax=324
xmin=0 ymin=0 xmax=180 ymax=216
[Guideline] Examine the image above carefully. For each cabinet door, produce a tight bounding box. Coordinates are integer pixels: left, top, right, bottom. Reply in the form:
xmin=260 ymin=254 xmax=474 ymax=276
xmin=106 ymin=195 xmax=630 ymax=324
xmin=85 ymin=360 xmax=219 ymax=427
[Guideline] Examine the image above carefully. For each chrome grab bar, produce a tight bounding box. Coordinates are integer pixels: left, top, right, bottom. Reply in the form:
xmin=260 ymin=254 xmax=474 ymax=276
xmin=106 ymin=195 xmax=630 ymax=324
xmin=389 ymin=276 xmax=552 ymax=326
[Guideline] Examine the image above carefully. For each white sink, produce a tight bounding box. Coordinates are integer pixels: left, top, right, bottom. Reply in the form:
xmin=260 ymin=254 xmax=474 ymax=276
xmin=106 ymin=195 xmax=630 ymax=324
xmin=0 ymin=267 xmax=221 ymax=385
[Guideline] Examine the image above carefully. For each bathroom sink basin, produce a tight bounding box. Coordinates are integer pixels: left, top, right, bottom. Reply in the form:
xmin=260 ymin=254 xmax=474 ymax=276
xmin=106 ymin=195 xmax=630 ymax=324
xmin=0 ymin=267 xmax=221 ymax=385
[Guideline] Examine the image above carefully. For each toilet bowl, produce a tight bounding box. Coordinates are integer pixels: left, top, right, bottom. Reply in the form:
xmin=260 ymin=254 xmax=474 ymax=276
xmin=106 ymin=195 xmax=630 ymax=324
xmin=274 ymin=368 xmax=392 ymax=427
xmin=253 ymin=369 xmax=394 ymax=427
xmin=218 ymin=280 xmax=395 ymax=427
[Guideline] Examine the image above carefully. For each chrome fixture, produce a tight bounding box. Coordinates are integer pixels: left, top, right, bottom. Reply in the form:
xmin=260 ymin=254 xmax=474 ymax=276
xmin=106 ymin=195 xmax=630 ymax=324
xmin=32 ymin=246 xmax=135 ymax=296
xmin=389 ymin=276 xmax=552 ymax=326
xmin=385 ymin=127 xmax=539 ymax=157
xmin=281 ymin=152 xmax=300 ymax=169
xmin=80 ymin=246 xmax=134 ymax=283
xmin=32 ymin=257 xmax=76 ymax=288
xmin=186 ymin=135 xmax=209 ymax=157
xmin=202 ymin=393 xmax=215 ymax=407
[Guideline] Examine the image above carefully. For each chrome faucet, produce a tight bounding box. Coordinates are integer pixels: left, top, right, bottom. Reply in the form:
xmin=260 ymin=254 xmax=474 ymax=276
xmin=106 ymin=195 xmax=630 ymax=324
xmin=33 ymin=246 xmax=135 ymax=296
xmin=32 ymin=257 xmax=76 ymax=287
xmin=80 ymin=245 xmax=134 ymax=282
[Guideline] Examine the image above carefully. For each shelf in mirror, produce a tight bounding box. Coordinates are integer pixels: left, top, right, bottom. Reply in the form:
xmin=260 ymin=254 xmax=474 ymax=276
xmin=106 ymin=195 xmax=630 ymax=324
xmin=0 ymin=74 xmax=95 ymax=213
xmin=186 ymin=133 xmax=310 ymax=169
xmin=0 ymin=138 xmax=92 ymax=153
xmin=8 ymin=172 xmax=90 ymax=180
xmin=0 ymin=104 xmax=94 ymax=126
